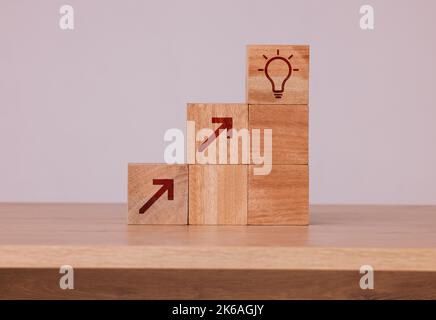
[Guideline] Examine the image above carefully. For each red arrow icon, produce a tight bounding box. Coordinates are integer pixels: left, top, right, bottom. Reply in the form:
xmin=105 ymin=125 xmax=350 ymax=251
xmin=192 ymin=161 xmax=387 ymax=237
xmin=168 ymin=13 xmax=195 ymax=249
xmin=198 ymin=117 xmax=233 ymax=152
xmin=139 ymin=179 xmax=174 ymax=214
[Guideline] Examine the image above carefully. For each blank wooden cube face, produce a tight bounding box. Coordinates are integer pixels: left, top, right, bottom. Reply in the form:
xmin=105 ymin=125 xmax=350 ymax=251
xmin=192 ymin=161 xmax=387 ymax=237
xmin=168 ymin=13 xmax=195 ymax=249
xmin=248 ymin=165 xmax=309 ymax=225
xmin=187 ymin=104 xmax=248 ymax=164
xmin=249 ymin=105 xmax=308 ymax=165
xmin=247 ymin=45 xmax=309 ymax=105
xmin=128 ymin=164 xmax=188 ymax=225
xmin=189 ymin=165 xmax=248 ymax=225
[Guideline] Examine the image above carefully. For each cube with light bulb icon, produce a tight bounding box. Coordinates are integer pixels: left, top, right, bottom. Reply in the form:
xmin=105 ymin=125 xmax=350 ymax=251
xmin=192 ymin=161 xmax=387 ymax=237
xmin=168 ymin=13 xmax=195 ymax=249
xmin=246 ymin=45 xmax=309 ymax=105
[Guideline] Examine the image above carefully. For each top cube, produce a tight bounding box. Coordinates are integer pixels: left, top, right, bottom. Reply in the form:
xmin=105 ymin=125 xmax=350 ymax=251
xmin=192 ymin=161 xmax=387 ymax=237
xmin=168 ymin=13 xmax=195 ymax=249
xmin=246 ymin=45 xmax=309 ymax=105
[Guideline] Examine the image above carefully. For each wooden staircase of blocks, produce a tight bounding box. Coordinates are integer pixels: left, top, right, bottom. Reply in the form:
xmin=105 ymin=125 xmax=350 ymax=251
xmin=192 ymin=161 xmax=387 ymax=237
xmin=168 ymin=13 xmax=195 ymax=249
xmin=128 ymin=45 xmax=309 ymax=225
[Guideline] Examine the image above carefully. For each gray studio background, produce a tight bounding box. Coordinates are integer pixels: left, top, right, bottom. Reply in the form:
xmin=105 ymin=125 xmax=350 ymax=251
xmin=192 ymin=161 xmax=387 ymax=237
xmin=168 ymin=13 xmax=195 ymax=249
xmin=1 ymin=0 xmax=435 ymax=204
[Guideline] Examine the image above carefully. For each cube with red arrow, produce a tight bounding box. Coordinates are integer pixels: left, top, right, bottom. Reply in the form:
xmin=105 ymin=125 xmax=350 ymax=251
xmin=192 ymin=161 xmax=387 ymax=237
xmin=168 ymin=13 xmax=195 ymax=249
xmin=187 ymin=103 xmax=249 ymax=165
xmin=128 ymin=164 xmax=188 ymax=224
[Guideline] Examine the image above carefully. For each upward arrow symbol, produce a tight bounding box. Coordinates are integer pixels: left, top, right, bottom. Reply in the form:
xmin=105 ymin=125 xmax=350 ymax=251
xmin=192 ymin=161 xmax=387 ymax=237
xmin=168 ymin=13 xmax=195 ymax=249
xmin=139 ymin=179 xmax=174 ymax=214
xmin=198 ymin=117 xmax=233 ymax=152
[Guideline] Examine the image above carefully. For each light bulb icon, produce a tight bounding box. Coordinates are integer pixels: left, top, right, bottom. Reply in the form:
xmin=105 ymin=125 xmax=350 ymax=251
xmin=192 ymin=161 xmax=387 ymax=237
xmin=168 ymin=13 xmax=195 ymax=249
xmin=258 ymin=49 xmax=299 ymax=99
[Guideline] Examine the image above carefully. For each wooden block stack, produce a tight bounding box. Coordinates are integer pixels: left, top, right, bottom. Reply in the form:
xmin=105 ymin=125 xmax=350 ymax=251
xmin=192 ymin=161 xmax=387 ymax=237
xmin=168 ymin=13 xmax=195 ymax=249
xmin=128 ymin=45 xmax=309 ymax=226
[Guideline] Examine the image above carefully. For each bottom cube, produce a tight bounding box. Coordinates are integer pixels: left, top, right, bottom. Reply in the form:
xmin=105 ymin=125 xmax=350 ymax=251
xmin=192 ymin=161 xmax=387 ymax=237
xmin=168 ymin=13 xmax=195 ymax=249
xmin=128 ymin=164 xmax=188 ymax=225
xmin=248 ymin=165 xmax=309 ymax=225
xmin=189 ymin=165 xmax=248 ymax=225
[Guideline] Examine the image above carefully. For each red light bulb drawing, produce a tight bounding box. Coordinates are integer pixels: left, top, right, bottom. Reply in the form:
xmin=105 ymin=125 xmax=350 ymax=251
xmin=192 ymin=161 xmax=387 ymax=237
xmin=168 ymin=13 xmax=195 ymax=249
xmin=258 ymin=49 xmax=299 ymax=99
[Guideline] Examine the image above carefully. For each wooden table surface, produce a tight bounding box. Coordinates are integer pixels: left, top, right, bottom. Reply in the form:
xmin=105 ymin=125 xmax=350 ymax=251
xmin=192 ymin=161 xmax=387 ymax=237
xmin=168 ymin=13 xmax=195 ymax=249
xmin=1 ymin=203 xmax=435 ymax=299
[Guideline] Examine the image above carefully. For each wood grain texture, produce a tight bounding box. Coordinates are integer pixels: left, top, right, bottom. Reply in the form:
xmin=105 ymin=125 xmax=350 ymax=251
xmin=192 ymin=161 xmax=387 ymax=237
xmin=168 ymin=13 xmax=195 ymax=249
xmin=249 ymin=104 xmax=308 ymax=164
xmin=247 ymin=45 xmax=309 ymax=105
xmin=187 ymin=103 xmax=248 ymax=164
xmin=2 ymin=204 xmax=436 ymax=248
xmin=189 ymin=165 xmax=247 ymax=225
xmin=3 ymin=269 xmax=436 ymax=300
xmin=3 ymin=245 xmax=436 ymax=271
xmin=128 ymin=164 xmax=188 ymax=224
xmin=248 ymin=165 xmax=309 ymax=225
xmin=1 ymin=204 xmax=436 ymax=299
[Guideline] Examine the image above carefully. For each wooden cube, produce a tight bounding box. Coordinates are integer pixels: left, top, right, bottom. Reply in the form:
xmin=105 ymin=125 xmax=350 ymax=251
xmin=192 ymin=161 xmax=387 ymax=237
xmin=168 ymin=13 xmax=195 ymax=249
xmin=187 ymin=103 xmax=249 ymax=164
xmin=128 ymin=164 xmax=188 ymax=224
xmin=249 ymin=105 xmax=308 ymax=165
xmin=247 ymin=45 xmax=309 ymax=105
xmin=248 ymin=165 xmax=309 ymax=225
xmin=189 ymin=165 xmax=248 ymax=225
